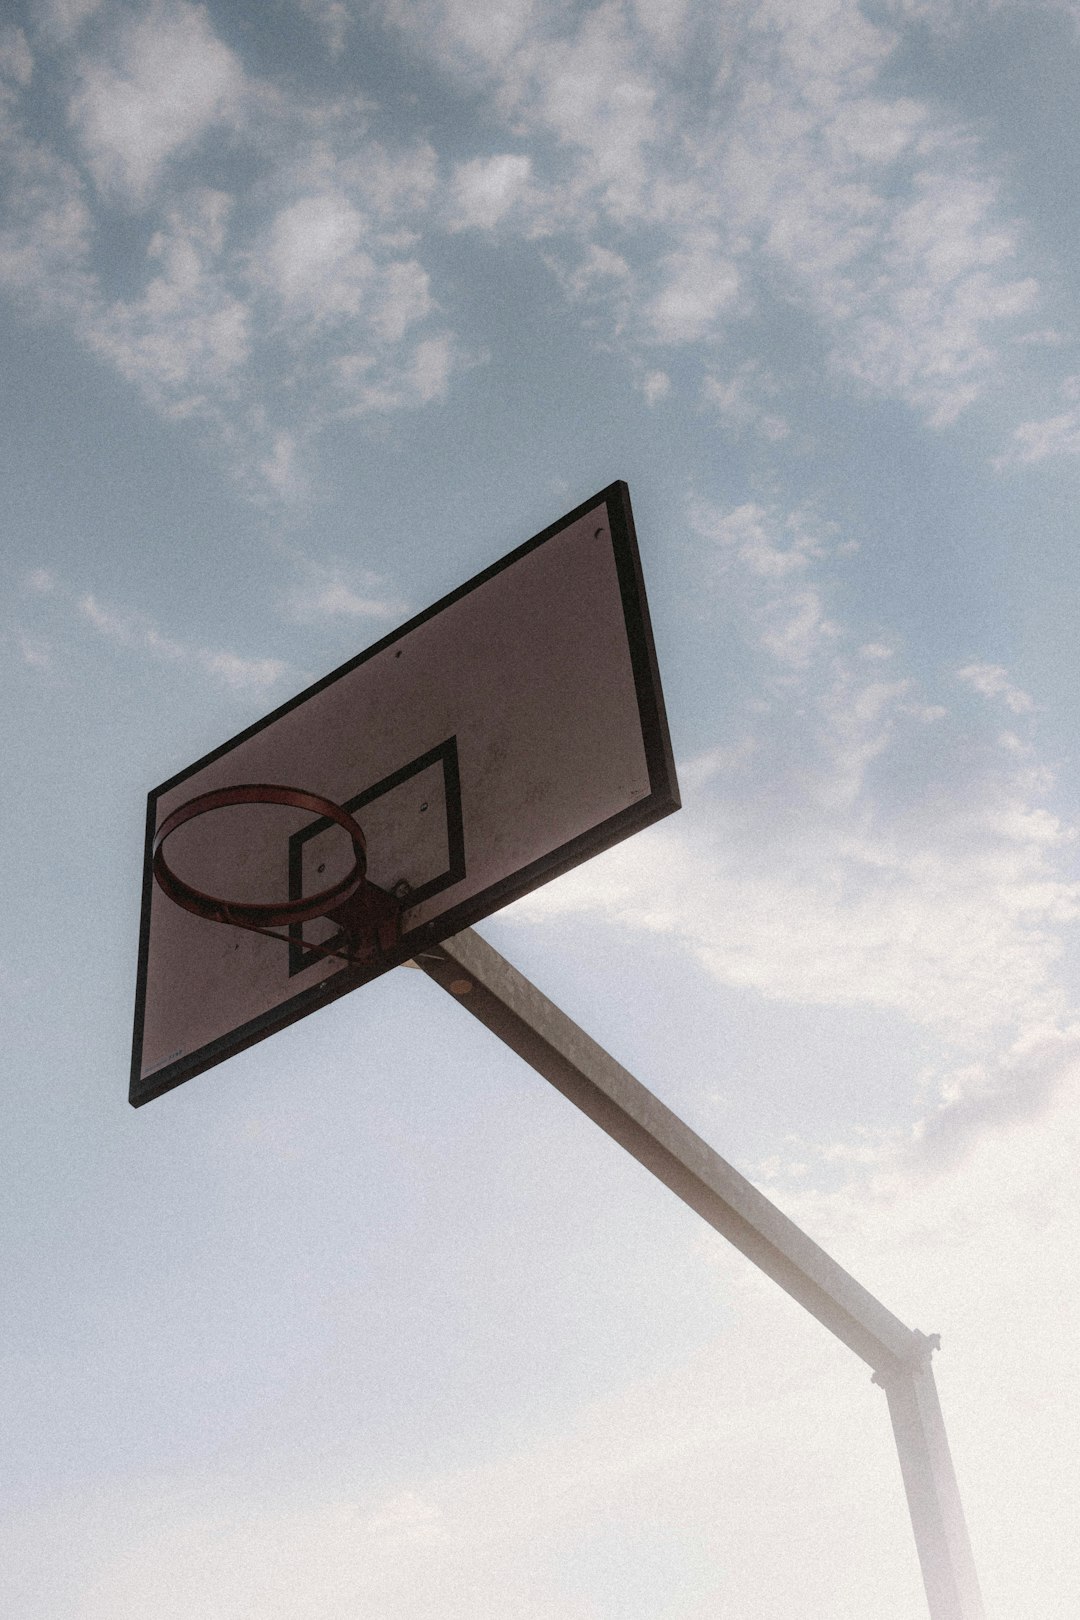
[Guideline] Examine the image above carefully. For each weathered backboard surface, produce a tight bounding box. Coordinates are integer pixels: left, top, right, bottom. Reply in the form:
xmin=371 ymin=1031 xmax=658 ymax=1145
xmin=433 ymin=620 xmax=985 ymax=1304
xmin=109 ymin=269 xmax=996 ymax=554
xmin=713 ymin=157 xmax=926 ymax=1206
xmin=130 ymin=482 xmax=679 ymax=1106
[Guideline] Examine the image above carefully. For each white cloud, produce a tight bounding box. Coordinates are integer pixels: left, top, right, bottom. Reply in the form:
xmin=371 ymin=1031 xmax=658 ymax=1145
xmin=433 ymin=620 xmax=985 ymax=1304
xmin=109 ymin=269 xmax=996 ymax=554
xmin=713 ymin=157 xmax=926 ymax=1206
xmin=640 ymin=368 xmax=670 ymax=404
xmin=0 ymin=26 xmax=33 ymax=86
xmin=334 ymin=331 xmax=456 ymax=414
xmin=1005 ymin=393 xmax=1080 ymax=465
xmin=0 ymin=35 xmax=455 ymax=496
xmin=408 ymin=332 xmax=455 ymax=400
xmin=379 ymin=0 xmax=538 ymax=78
xmin=15 ymin=631 xmax=52 ymax=669
xmin=199 ymin=649 xmax=291 ymax=692
xmin=690 ymin=499 xmax=823 ymax=581
xmin=71 ymin=165 xmax=443 ymax=481
xmin=79 ymin=591 xmax=288 ymax=692
xmin=646 ymin=231 xmax=739 ymax=344
xmin=0 ymin=0 xmax=1053 ymax=495
xmin=513 ymin=805 xmax=1078 ymax=1063
xmin=633 ymin=0 xmax=692 ymax=51
xmin=258 ymin=431 xmax=301 ymax=500
xmin=80 ymin=591 xmax=186 ymax=660
xmin=86 ymin=189 xmax=249 ymax=409
xmin=0 ymin=96 xmax=95 ymax=313
xmin=68 ymin=2 xmax=244 ymax=204
xmin=719 ymin=21 xmax=1037 ymax=425
xmin=0 ymin=1330 xmax=929 ymax=1617
xmin=508 ymin=498 xmax=1080 ymax=1153
xmin=752 ymin=1055 xmax=1080 ymax=1614
xmin=29 ymin=0 xmax=104 ymax=45
xmin=381 ymin=0 xmax=1039 ymax=423
xmin=701 ymin=364 xmax=790 ymax=441
xmin=7 ymin=1059 xmax=1080 ymax=1618
xmin=447 ymin=153 xmax=531 ymax=230
xmin=956 ymin=661 xmax=1034 ymax=714
xmin=515 ymin=6 xmax=659 ymax=222
xmin=759 ymin=583 xmax=840 ymax=666
xmin=330 ymin=140 xmax=439 ymax=222
xmin=370 ymin=259 xmax=433 ymax=342
xmin=384 ymin=0 xmax=660 ymax=226
xmin=691 ymin=498 xmax=843 ymax=679
xmin=677 ymin=738 xmax=758 ymax=789
xmin=287 ymin=579 xmax=409 ymax=623
xmin=265 ymin=193 xmax=373 ymax=320
xmin=293 ymin=0 xmax=351 ymax=56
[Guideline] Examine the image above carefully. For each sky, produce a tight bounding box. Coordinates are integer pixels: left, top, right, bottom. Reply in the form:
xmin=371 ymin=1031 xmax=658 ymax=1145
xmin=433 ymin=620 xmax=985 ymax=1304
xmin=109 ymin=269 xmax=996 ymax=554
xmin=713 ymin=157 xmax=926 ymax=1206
xmin=3 ymin=0 xmax=1080 ymax=1614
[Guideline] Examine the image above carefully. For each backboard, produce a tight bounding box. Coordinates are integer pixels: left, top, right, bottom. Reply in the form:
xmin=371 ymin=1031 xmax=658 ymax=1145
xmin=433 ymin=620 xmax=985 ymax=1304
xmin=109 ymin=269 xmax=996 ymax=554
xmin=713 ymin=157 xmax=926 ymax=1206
xmin=130 ymin=482 xmax=679 ymax=1106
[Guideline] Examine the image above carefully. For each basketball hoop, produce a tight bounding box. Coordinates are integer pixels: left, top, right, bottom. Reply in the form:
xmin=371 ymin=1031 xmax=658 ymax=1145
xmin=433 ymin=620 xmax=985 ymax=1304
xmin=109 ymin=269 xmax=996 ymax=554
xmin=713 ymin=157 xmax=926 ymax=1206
xmin=152 ymin=784 xmax=369 ymax=928
xmin=151 ymin=783 xmax=402 ymax=968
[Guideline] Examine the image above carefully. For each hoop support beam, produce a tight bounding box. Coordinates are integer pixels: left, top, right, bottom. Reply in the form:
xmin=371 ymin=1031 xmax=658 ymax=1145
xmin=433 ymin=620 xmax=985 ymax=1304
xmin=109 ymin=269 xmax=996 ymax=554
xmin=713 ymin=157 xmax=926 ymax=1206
xmin=416 ymin=927 xmax=984 ymax=1620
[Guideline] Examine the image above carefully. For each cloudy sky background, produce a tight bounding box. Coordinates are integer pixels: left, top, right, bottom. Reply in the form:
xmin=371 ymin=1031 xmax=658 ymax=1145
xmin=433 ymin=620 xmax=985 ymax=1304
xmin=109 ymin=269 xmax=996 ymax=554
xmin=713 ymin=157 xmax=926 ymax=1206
xmin=4 ymin=0 xmax=1080 ymax=1613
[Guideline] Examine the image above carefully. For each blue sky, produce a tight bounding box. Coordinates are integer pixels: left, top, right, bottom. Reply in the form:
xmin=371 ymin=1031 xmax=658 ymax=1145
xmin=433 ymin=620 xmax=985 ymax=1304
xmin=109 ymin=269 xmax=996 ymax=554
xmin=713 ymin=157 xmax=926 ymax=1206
xmin=3 ymin=0 xmax=1080 ymax=1613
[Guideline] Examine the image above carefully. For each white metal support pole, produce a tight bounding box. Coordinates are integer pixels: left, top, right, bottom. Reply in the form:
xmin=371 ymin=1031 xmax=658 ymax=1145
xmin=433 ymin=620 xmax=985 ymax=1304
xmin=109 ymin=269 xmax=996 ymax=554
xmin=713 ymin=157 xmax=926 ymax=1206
xmin=874 ymin=1339 xmax=986 ymax=1619
xmin=416 ymin=928 xmax=984 ymax=1620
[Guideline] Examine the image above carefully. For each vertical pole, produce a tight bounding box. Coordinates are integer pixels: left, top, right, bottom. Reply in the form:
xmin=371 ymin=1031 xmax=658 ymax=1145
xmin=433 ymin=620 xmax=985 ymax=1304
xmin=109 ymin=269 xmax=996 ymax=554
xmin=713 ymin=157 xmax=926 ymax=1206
xmin=873 ymin=1334 xmax=985 ymax=1619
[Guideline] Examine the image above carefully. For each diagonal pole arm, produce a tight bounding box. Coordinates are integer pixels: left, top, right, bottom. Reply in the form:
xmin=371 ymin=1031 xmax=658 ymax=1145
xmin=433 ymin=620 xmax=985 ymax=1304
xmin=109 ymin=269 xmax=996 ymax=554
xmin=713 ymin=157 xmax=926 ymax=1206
xmin=416 ymin=928 xmax=984 ymax=1620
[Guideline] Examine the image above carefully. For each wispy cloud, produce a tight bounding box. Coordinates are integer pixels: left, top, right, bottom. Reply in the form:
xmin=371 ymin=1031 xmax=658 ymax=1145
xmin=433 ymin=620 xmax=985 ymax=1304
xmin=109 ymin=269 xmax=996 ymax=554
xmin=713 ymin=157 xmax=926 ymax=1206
xmin=78 ymin=590 xmax=290 ymax=692
xmin=14 ymin=630 xmax=53 ymax=669
xmin=24 ymin=567 xmax=58 ymax=594
xmin=1000 ymin=373 xmax=1080 ymax=464
xmin=381 ymin=0 xmax=1041 ymax=426
xmin=506 ymin=496 xmax=1080 ymax=1162
xmin=0 ymin=25 xmax=33 ymax=85
xmin=0 ymin=54 xmax=96 ymax=315
xmin=956 ymin=661 xmax=1034 ymax=714
xmin=7 ymin=569 xmax=292 ymax=692
xmin=292 ymin=0 xmax=351 ymax=57
xmin=446 ymin=153 xmax=532 ymax=231
xmin=85 ymin=188 xmax=250 ymax=409
xmin=701 ymin=364 xmax=791 ymax=442
xmin=0 ymin=6 xmax=458 ymax=495
xmin=638 ymin=367 xmax=671 ymax=405
xmin=6 ymin=1046 xmax=1080 ymax=1617
xmin=1 ymin=0 xmax=1055 ymax=499
xmin=285 ymin=576 xmax=409 ymax=623
xmin=29 ymin=0 xmax=106 ymax=47
xmin=67 ymin=1 xmax=243 ymax=204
